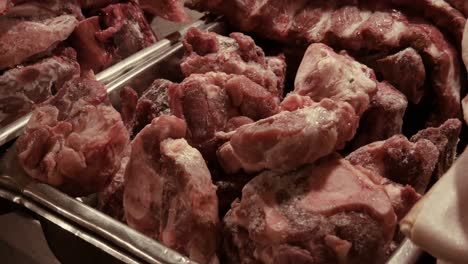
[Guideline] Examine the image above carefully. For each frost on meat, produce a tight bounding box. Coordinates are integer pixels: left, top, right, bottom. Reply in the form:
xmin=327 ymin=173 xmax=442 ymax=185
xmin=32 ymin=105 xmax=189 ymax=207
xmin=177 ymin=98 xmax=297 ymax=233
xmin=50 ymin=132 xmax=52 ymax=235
xmin=410 ymin=118 xmax=462 ymax=180
xmin=123 ymin=116 xmax=219 ymax=264
xmin=133 ymin=79 xmax=173 ymax=134
xmin=223 ymin=156 xmax=417 ymax=264
xmin=97 ymin=144 xmax=131 ymax=222
xmin=294 ymin=43 xmax=377 ymax=116
xmin=371 ymin=48 xmax=426 ymax=104
xmin=0 ymin=48 xmax=80 ymax=128
xmin=0 ymin=14 xmax=78 ymax=70
xmin=2 ymin=0 xmax=83 ymax=19
xmin=181 ymin=28 xmax=286 ymax=97
xmin=217 ymin=99 xmax=358 ymax=174
xmin=71 ymin=3 xmax=157 ymax=72
xmin=16 ymin=77 xmax=129 ymax=196
xmin=351 ymin=82 xmax=408 ymax=149
xmin=188 ymin=0 xmax=461 ymax=126
xmin=347 ymin=135 xmax=439 ymax=194
xmin=170 ymin=72 xmax=280 ymax=160
xmin=138 ymin=0 xmax=190 ymax=22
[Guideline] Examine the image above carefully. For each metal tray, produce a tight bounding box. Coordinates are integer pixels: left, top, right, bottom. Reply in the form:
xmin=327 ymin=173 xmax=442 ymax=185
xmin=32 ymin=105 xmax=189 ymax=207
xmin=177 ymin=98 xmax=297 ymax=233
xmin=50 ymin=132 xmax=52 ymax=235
xmin=0 ymin=17 xmax=424 ymax=264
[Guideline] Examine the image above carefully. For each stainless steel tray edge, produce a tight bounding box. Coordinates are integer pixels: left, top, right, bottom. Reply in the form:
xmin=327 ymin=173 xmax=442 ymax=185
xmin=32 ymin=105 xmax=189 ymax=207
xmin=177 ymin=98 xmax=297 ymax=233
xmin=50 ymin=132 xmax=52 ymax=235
xmin=0 ymin=188 xmax=141 ymax=264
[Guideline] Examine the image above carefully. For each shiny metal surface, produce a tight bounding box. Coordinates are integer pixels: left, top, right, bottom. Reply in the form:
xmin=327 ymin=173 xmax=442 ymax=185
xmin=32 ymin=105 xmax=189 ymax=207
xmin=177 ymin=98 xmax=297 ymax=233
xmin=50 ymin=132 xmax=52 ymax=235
xmin=0 ymin=189 xmax=140 ymax=264
xmin=0 ymin=17 xmax=422 ymax=264
xmin=387 ymin=239 xmax=423 ymax=264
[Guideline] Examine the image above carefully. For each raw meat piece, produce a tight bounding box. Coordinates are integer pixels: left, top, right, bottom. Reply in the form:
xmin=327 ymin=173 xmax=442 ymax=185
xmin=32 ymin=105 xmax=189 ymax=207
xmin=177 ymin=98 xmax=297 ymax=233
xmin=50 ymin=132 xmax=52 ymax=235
xmin=79 ymin=0 xmax=119 ymax=9
xmin=0 ymin=48 xmax=80 ymax=128
xmin=223 ymin=157 xmax=405 ymax=264
xmin=351 ymin=82 xmax=408 ymax=149
xmin=373 ymin=48 xmax=426 ymax=104
xmin=138 ymin=0 xmax=190 ymax=22
xmin=463 ymin=95 xmax=468 ymax=125
xmin=70 ymin=16 xmax=113 ymax=73
xmin=0 ymin=0 xmax=12 ymax=15
xmin=97 ymin=144 xmax=131 ymax=222
xmin=391 ymin=0 xmax=466 ymax=43
xmin=169 ymin=72 xmax=279 ymax=160
xmin=3 ymin=0 xmax=83 ymax=19
xmin=410 ymin=118 xmax=462 ymax=180
xmin=120 ymin=86 xmax=139 ymax=132
xmin=279 ymin=93 xmax=316 ymax=112
xmin=294 ymin=43 xmax=377 ymax=116
xmin=217 ymin=99 xmax=358 ymax=173
xmin=347 ymin=135 xmax=439 ymax=193
xmin=463 ymin=20 xmax=468 ymax=74
xmin=188 ymin=1 xmax=461 ymax=126
xmin=446 ymin=0 xmax=468 ymax=16
xmin=123 ymin=116 xmax=219 ymax=264
xmin=71 ymin=3 xmax=157 ymax=72
xmin=225 ymin=116 xmax=254 ymax=132
xmin=99 ymin=3 xmax=157 ymax=62
xmin=16 ymin=77 xmax=129 ymax=196
xmin=133 ymin=79 xmax=173 ymax=134
xmin=181 ymin=28 xmax=286 ymax=97
xmin=0 ymin=15 xmax=78 ymax=70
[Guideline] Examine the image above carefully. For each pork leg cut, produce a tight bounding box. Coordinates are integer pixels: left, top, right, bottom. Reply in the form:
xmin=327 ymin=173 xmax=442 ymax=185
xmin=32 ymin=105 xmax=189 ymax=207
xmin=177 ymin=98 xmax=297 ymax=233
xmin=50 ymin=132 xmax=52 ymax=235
xmin=351 ymin=81 xmax=408 ymax=149
xmin=410 ymin=118 xmax=462 ymax=180
xmin=181 ymin=28 xmax=286 ymax=97
xmin=217 ymin=99 xmax=358 ymax=173
xmin=0 ymin=14 xmax=78 ymax=70
xmin=294 ymin=43 xmax=377 ymax=116
xmin=123 ymin=116 xmax=219 ymax=264
xmin=169 ymin=72 xmax=279 ymax=161
xmin=372 ymin=48 xmax=426 ymax=104
xmin=0 ymin=47 xmax=80 ymax=128
xmin=16 ymin=76 xmax=129 ymax=196
xmin=223 ymin=156 xmax=412 ymax=264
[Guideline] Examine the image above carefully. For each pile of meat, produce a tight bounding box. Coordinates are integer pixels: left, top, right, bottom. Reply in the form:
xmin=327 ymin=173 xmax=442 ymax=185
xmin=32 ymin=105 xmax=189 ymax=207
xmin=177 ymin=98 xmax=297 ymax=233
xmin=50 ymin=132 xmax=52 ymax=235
xmin=0 ymin=0 xmax=188 ymax=129
xmin=108 ymin=27 xmax=462 ymax=263
xmin=16 ymin=1 xmax=468 ymax=263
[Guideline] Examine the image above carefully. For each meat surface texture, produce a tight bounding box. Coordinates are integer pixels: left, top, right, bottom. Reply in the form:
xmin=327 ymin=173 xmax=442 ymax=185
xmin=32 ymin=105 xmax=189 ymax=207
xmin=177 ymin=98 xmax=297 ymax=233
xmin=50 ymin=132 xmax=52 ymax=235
xmin=188 ymin=0 xmax=461 ymax=126
xmin=446 ymin=0 xmax=468 ymax=16
xmin=97 ymin=144 xmax=131 ymax=222
xmin=0 ymin=14 xmax=78 ymax=70
xmin=138 ymin=0 xmax=190 ymax=22
xmin=3 ymin=0 xmax=83 ymax=19
xmin=351 ymin=82 xmax=408 ymax=149
xmin=372 ymin=48 xmax=426 ymax=104
xmin=169 ymin=72 xmax=280 ymax=161
xmin=16 ymin=77 xmax=129 ymax=196
xmin=463 ymin=20 xmax=468 ymax=74
xmin=0 ymin=1 xmax=11 ymax=15
xmin=0 ymin=48 xmax=80 ymax=128
xmin=133 ymin=79 xmax=173 ymax=134
xmin=123 ymin=116 xmax=219 ymax=264
xmin=294 ymin=43 xmax=377 ymax=116
xmin=71 ymin=3 xmax=157 ymax=72
xmin=410 ymin=119 xmax=462 ymax=180
xmin=217 ymin=99 xmax=358 ymax=173
xmin=463 ymin=95 xmax=468 ymax=125
xmin=223 ymin=157 xmax=400 ymax=264
xmin=181 ymin=28 xmax=286 ymax=97
xmin=347 ymin=135 xmax=439 ymax=193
